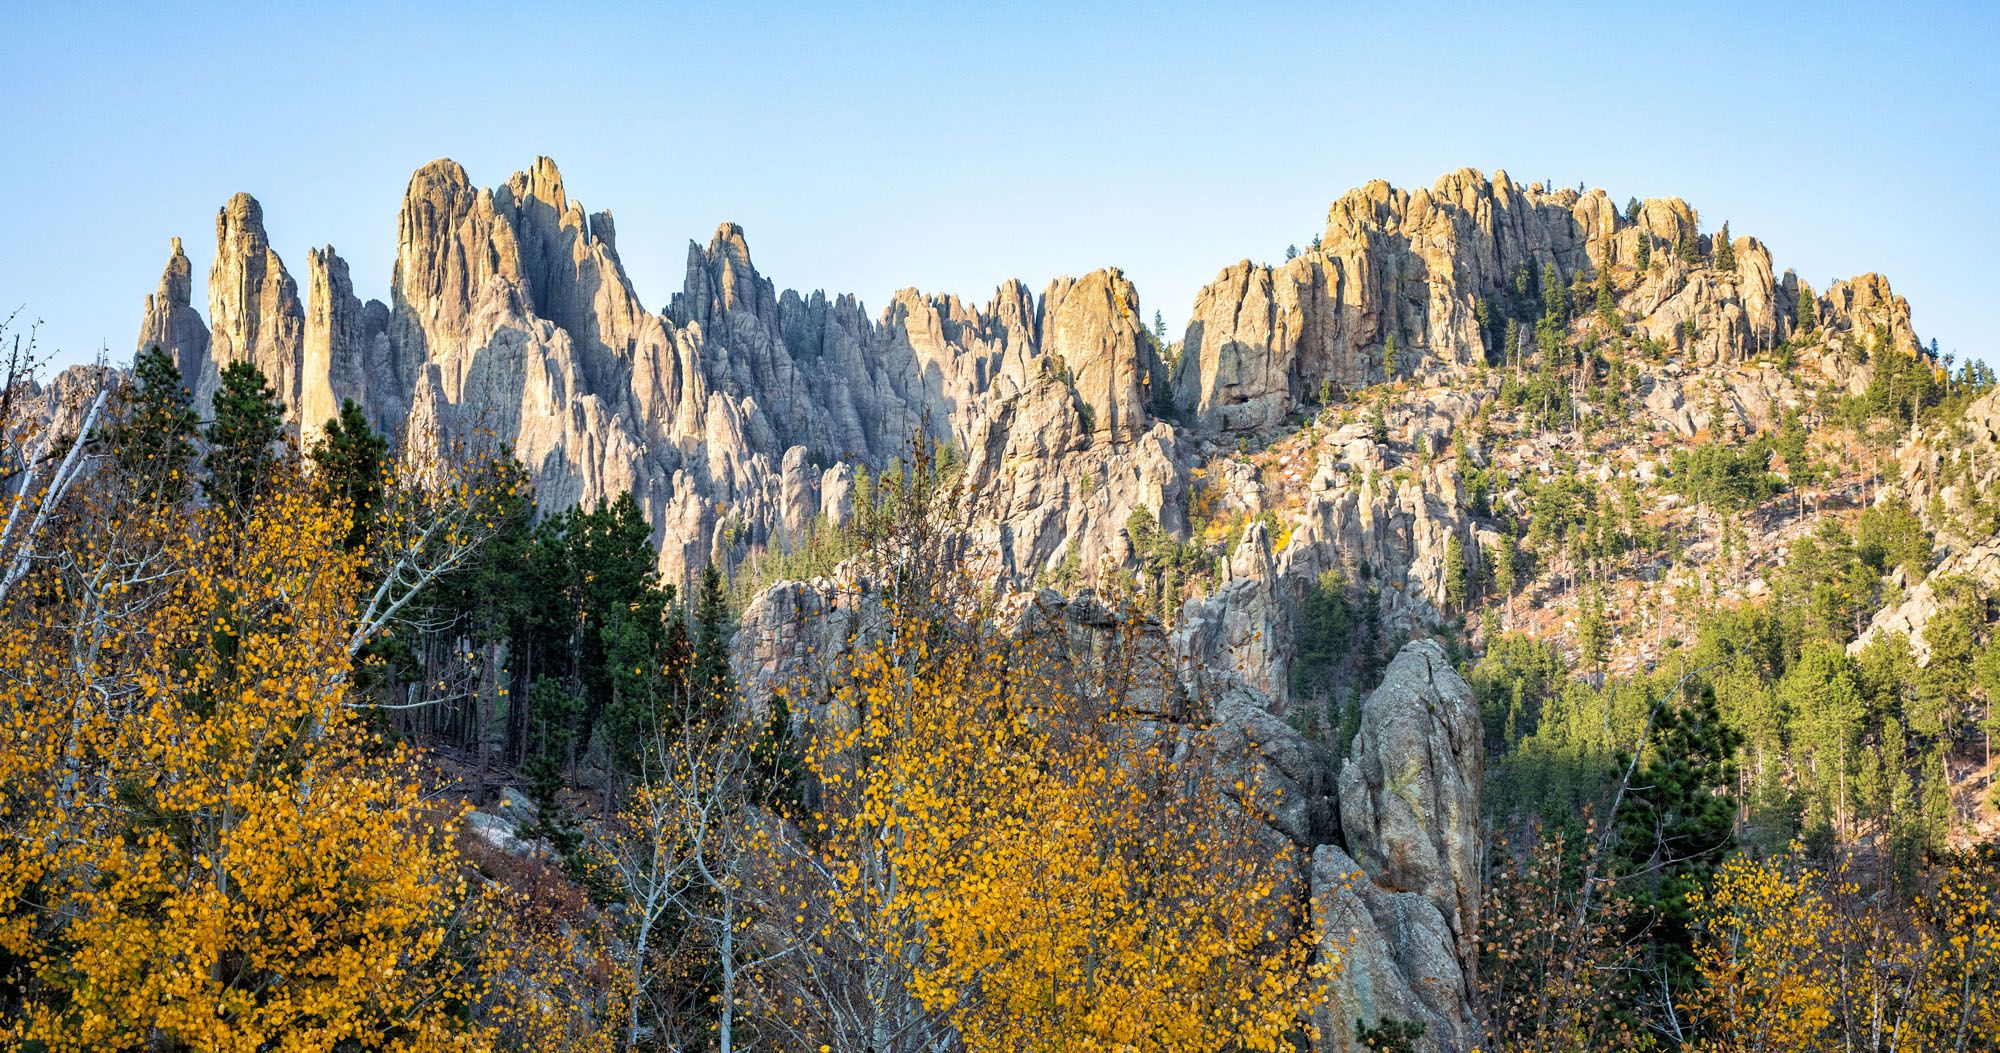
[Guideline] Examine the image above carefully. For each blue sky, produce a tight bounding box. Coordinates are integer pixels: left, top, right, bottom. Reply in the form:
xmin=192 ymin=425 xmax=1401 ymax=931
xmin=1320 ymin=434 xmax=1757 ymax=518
xmin=4 ymin=2 xmax=1995 ymax=370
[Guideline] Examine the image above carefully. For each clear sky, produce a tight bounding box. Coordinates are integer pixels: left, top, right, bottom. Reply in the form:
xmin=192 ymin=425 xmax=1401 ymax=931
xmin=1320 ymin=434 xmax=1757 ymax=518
xmin=4 ymin=1 xmax=1995 ymax=370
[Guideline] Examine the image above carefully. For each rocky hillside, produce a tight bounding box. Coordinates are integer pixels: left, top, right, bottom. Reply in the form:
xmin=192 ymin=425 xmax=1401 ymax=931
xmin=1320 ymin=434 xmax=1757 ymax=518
xmin=132 ymin=160 xmax=1926 ymax=620
xmin=123 ymin=160 xmax=1996 ymax=1052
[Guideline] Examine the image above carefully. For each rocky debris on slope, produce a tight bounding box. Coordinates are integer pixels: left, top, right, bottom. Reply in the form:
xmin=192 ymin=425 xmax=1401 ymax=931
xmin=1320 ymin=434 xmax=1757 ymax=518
xmin=463 ymin=807 xmax=551 ymax=861
xmin=1853 ymin=389 xmax=2000 ymax=661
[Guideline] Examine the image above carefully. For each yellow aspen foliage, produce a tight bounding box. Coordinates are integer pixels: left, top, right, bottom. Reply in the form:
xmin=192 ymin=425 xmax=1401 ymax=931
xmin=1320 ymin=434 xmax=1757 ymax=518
xmin=0 ymin=484 xmax=484 ymax=1050
xmin=1685 ymin=856 xmax=1840 ymax=1051
xmin=755 ymin=603 xmax=1324 ymax=1052
xmin=460 ymin=880 xmax=625 ymax=1053
xmin=1687 ymin=851 xmax=2000 ymax=1052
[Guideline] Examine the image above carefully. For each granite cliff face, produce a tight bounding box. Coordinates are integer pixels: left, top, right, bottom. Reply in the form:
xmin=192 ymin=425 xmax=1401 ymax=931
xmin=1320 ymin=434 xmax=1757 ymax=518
xmin=137 ymin=157 xmax=1184 ymax=590
xmin=135 ymin=237 xmax=212 ymax=404
xmin=207 ymin=193 xmax=307 ymax=411
xmin=1167 ymin=169 xmax=1915 ymax=434
xmin=132 ymin=157 xmax=1922 ymax=617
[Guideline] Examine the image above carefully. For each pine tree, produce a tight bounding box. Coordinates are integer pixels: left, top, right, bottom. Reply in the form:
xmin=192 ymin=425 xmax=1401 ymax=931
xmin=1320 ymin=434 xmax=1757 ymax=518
xmin=692 ymin=560 xmax=736 ymax=712
xmin=1475 ymin=297 xmax=1499 ymax=361
xmin=1382 ymin=334 xmax=1400 ymax=380
xmin=1490 ymin=531 xmax=1518 ymax=624
xmin=114 ymin=346 xmax=200 ymax=502
xmin=1624 ymin=196 xmax=1642 ymax=222
xmin=1636 ymin=234 xmax=1652 ymax=270
xmin=1293 ymin=569 xmax=1355 ymax=702
xmin=309 ymin=398 xmax=388 ymax=550
xmin=1577 ymin=587 xmax=1610 ymax=673
xmin=1540 ymin=262 xmax=1568 ymax=323
xmin=1676 ymin=225 xmax=1700 ymax=265
xmin=1444 ymin=535 xmax=1468 ymax=614
xmin=749 ymin=692 xmax=804 ymax=810
xmin=1713 ymin=221 xmax=1735 ymax=271
xmin=1285 ymin=244 xmax=1299 ymax=261
xmin=204 ymin=360 xmax=286 ymax=512
xmin=1615 ymin=684 xmax=1742 ymax=988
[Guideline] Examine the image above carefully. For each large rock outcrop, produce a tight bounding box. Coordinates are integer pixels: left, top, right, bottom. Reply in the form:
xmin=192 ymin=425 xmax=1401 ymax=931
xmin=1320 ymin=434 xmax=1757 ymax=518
xmin=1171 ymin=170 xmax=1801 ymax=432
xmin=207 ymin=193 xmax=305 ymax=411
xmin=1316 ymin=639 xmax=1483 ymax=1052
xmin=135 ymin=159 xmax=1926 ymax=622
xmin=137 ymin=157 xmax=1190 ymax=589
xmin=134 ymin=237 xmax=213 ymax=407
xmin=301 ymin=246 xmax=397 ymax=439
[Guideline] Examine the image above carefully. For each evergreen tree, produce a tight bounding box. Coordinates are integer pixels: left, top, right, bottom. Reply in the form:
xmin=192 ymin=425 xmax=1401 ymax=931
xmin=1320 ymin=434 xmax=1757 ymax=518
xmin=1713 ymin=221 xmax=1735 ymax=271
xmin=691 ymin=560 xmax=736 ymax=713
xmin=1577 ymin=587 xmax=1610 ymax=674
xmin=749 ymin=692 xmax=804 ymax=811
xmin=203 ymin=360 xmax=285 ymax=512
xmin=1540 ymin=262 xmax=1567 ymax=323
xmin=507 ymin=492 xmax=681 ymax=782
xmin=1635 ymin=234 xmax=1652 ymax=270
xmin=1795 ymin=288 xmax=1818 ymax=333
xmin=1779 ymin=642 xmax=1866 ymax=836
xmin=1292 ymin=569 xmax=1356 ymax=703
xmin=1382 ymin=334 xmax=1400 ymax=379
xmin=309 ymin=398 xmax=388 ymax=551
xmin=114 ymin=346 xmax=200 ymax=503
xmin=1624 ymin=196 xmax=1642 ymax=222
xmin=579 ymin=495 xmax=674 ymax=770
xmin=1443 ymin=535 xmax=1468 ymax=614
xmin=1475 ymin=297 xmax=1499 ymax=361
xmin=1285 ymin=244 xmax=1299 ymax=261
xmin=1676 ymin=225 xmax=1700 ymax=265
xmin=1615 ymin=684 xmax=1742 ymax=987
xmin=1490 ymin=531 xmax=1518 ymax=620
xmin=1918 ymin=745 xmax=1953 ymax=856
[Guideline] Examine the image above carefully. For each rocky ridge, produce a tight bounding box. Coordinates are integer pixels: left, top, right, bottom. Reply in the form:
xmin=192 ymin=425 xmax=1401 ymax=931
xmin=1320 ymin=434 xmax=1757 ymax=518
xmin=127 ymin=159 xmax=1954 ymax=1051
